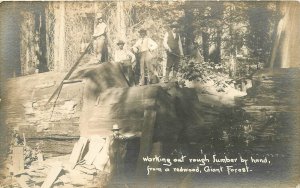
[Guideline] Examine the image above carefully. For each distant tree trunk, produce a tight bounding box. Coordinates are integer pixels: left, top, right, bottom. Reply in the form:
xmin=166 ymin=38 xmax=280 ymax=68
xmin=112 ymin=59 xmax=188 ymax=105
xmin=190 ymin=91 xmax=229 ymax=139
xmin=228 ymin=4 xmax=236 ymax=77
xmin=20 ymin=11 xmax=35 ymax=75
xmin=116 ymin=1 xmax=126 ymax=40
xmin=52 ymin=1 xmax=65 ymax=72
xmin=131 ymin=6 xmax=137 ymax=24
xmin=212 ymin=4 xmax=223 ymax=64
xmin=202 ymin=31 xmax=210 ymax=62
xmin=1 ymin=2 xmax=21 ymax=77
xmin=215 ymin=26 xmax=222 ymax=64
xmin=207 ymin=27 xmax=221 ymax=64
xmin=37 ymin=6 xmax=49 ymax=73
xmin=247 ymin=2 xmax=271 ymax=68
xmin=183 ymin=9 xmax=195 ymax=55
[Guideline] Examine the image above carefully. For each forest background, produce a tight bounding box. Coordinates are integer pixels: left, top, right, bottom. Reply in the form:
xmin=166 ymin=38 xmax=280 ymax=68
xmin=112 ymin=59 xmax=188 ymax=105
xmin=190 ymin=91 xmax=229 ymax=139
xmin=1 ymin=1 xmax=281 ymax=84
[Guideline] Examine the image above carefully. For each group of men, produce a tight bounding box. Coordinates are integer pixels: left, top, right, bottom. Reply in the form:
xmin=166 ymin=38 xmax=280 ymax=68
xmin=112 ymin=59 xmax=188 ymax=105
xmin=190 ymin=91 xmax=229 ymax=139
xmin=92 ymin=13 xmax=184 ymax=86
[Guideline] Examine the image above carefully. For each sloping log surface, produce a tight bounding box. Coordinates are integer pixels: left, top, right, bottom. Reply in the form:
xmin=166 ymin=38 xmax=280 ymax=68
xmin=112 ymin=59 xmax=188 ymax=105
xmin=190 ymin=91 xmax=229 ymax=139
xmin=71 ymin=63 xmax=129 ymax=136
xmin=73 ymin=63 xmax=208 ymax=143
xmin=82 ymin=86 xmax=178 ymax=139
xmin=81 ymin=85 xmax=207 ymax=142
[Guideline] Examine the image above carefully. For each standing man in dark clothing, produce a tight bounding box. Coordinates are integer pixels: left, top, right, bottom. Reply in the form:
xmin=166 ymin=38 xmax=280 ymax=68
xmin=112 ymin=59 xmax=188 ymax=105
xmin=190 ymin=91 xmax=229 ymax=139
xmin=163 ymin=21 xmax=184 ymax=82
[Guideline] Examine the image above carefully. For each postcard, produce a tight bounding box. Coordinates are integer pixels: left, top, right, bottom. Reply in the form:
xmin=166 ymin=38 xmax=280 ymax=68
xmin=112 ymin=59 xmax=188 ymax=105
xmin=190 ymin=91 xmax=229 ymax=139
xmin=0 ymin=1 xmax=299 ymax=187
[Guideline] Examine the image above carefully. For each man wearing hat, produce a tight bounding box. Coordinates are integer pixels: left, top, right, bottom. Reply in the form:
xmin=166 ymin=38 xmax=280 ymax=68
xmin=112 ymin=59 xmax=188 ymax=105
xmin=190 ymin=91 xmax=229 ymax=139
xmin=163 ymin=21 xmax=184 ymax=82
xmin=132 ymin=29 xmax=158 ymax=86
xmin=114 ymin=40 xmax=136 ymax=86
xmin=93 ymin=13 xmax=107 ymax=63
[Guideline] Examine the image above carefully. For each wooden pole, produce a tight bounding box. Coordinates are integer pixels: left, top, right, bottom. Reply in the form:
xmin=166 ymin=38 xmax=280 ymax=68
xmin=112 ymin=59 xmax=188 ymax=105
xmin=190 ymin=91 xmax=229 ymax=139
xmin=46 ymin=40 xmax=93 ymax=105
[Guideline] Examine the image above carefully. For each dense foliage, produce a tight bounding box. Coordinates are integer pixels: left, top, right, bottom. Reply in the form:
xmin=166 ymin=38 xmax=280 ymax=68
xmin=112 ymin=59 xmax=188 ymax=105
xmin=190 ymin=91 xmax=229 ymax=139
xmin=17 ymin=1 xmax=280 ymax=80
xmin=103 ymin=1 xmax=279 ymax=82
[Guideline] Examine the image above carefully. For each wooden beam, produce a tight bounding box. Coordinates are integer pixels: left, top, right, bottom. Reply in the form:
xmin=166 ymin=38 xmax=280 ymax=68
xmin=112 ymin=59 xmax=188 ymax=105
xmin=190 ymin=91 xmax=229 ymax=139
xmin=84 ymin=137 xmax=105 ymax=165
xmin=15 ymin=176 xmax=30 ymax=188
xmin=69 ymin=137 xmax=88 ymax=169
xmin=12 ymin=147 xmax=24 ymax=174
xmin=46 ymin=40 xmax=92 ymax=104
xmin=41 ymin=163 xmax=62 ymax=188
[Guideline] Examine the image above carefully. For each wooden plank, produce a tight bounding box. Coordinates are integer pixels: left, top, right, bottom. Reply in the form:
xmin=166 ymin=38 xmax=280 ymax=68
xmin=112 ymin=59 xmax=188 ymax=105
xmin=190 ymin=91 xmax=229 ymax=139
xmin=93 ymin=136 xmax=110 ymax=171
xmin=47 ymin=40 xmax=93 ymax=104
xmin=84 ymin=136 xmax=105 ymax=165
xmin=69 ymin=137 xmax=88 ymax=169
xmin=12 ymin=147 xmax=24 ymax=174
xmin=41 ymin=163 xmax=62 ymax=188
xmin=15 ymin=176 xmax=30 ymax=188
xmin=136 ymin=110 xmax=157 ymax=176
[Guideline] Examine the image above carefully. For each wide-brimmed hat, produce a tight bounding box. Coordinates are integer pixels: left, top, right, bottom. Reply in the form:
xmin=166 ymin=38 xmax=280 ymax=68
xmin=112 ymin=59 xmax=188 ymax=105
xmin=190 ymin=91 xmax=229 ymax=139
xmin=116 ymin=40 xmax=125 ymax=45
xmin=96 ymin=13 xmax=103 ymax=19
xmin=170 ymin=21 xmax=179 ymax=28
xmin=112 ymin=124 xmax=120 ymax=131
xmin=139 ymin=29 xmax=147 ymax=34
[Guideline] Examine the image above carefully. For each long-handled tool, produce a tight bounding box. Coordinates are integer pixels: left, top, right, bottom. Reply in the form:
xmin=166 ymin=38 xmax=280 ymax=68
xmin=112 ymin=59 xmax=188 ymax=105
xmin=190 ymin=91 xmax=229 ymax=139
xmin=46 ymin=39 xmax=94 ymax=105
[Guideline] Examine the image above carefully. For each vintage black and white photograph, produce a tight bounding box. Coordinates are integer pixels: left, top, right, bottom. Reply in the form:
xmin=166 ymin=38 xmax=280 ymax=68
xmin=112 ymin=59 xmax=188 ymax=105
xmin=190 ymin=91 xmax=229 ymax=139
xmin=0 ymin=1 xmax=300 ymax=187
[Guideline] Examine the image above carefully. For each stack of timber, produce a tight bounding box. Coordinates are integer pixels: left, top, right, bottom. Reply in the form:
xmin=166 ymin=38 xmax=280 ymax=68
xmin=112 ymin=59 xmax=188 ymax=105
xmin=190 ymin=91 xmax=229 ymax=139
xmin=3 ymin=72 xmax=84 ymax=156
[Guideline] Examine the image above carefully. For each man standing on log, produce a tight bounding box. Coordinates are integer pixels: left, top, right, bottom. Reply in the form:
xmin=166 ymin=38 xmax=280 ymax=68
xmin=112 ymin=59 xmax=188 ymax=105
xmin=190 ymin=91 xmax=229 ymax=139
xmin=132 ymin=29 xmax=158 ymax=86
xmin=163 ymin=21 xmax=184 ymax=83
xmin=93 ymin=13 xmax=107 ymax=63
xmin=114 ymin=40 xmax=136 ymax=86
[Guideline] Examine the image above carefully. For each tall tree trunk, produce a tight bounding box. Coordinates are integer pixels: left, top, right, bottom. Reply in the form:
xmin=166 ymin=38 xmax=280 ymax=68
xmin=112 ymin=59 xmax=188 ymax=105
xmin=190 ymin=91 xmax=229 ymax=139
xmin=183 ymin=9 xmax=194 ymax=56
xmin=202 ymin=31 xmax=209 ymax=62
xmin=116 ymin=1 xmax=126 ymax=40
xmin=228 ymin=4 xmax=236 ymax=77
xmin=52 ymin=1 xmax=65 ymax=72
xmin=269 ymin=1 xmax=300 ymax=68
xmin=215 ymin=26 xmax=222 ymax=64
xmin=37 ymin=4 xmax=49 ymax=73
xmin=213 ymin=4 xmax=223 ymax=64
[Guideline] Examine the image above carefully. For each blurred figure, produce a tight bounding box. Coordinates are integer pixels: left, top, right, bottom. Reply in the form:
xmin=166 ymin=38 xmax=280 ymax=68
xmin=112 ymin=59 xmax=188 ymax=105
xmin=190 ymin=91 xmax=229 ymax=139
xmin=132 ymin=29 xmax=158 ymax=86
xmin=93 ymin=13 xmax=107 ymax=63
xmin=114 ymin=40 xmax=136 ymax=86
xmin=163 ymin=21 xmax=184 ymax=82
